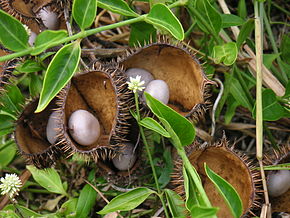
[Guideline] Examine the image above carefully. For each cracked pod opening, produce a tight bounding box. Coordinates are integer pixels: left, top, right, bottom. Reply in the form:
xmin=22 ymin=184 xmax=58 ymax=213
xmin=264 ymin=145 xmax=290 ymax=213
xmin=118 ymin=39 xmax=212 ymax=119
xmin=57 ymin=66 xmax=134 ymax=161
xmin=15 ymin=98 xmax=63 ymax=168
xmin=172 ymin=138 xmax=261 ymax=217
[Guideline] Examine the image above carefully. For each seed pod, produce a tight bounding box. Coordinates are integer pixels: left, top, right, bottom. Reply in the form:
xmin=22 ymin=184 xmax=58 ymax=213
xmin=172 ymin=137 xmax=262 ymax=217
xmin=56 ymin=65 xmax=135 ymax=161
xmin=15 ymin=98 xmax=63 ymax=169
xmin=264 ymin=144 xmax=290 ymax=213
xmin=118 ymin=37 xmax=213 ymax=121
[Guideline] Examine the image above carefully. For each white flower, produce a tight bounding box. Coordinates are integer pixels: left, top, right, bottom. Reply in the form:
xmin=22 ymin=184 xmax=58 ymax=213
xmin=126 ymin=76 xmax=145 ymax=93
xmin=0 ymin=174 xmax=22 ymax=199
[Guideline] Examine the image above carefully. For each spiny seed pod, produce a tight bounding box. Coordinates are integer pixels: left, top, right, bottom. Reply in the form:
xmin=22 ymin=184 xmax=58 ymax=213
xmin=118 ymin=36 xmax=213 ymax=121
xmin=15 ymin=98 xmax=63 ymax=169
xmin=264 ymin=144 xmax=290 ymax=213
xmin=172 ymin=137 xmax=262 ymax=217
xmin=56 ymin=64 xmax=135 ymax=161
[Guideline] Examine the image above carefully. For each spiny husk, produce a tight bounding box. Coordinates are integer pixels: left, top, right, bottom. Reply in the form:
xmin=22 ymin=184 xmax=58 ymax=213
xmin=172 ymin=137 xmax=262 ymax=217
xmin=118 ymin=36 xmax=213 ymax=122
xmin=56 ymin=64 xmax=135 ymax=162
xmin=264 ymin=144 xmax=290 ymax=213
xmin=14 ymin=98 xmax=63 ymax=169
xmin=0 ymin=56 xmax=17 ymax=92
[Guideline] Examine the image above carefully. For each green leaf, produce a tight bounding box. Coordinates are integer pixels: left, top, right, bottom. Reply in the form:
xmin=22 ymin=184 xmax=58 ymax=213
xmin=144 ymin=92 xmax=195 ymax=146
xmin=129 ymin=22 xmax=156 ymax=47
xmin=72 ymin=0 xmax=97 ymax=30
xmin=195 ymin=0 xmax=222 ymax=36
xmin=158 ymin=148 xmax=174 ymax=188
xmin=76 ymin=184 xmax=97 ymax=218
xmin=0 ymin=9 xmax=29 ymax=51
xmin=237 ymin=0 xmax=247 ymax=19
xmin=261 ymin=163 xmax=290 ymax=171
xmin=32 ymin=30 xmax=68 ymax=55
xmin=263 ymin=53 xmax=281 ymax=69
xmin=281 ymin=33 xmax=290 ymax=64
xmin=16 ymin=60 xmax=44 ymax=73
xmin=0 ymin=84 xmax=24 ymax=116
xmin=190 ymin=205 xmax=219 ymax=218
xmin=15 ymin=205 xmax=43 ymax=217
xmin=213 ymin=42 xmax=238 ymax=66
xmin=236 ymin=19 xmax=254 ymax=48
xmin=26 ymin=165 xmax=67 ymax=196
xmin=58 ymin=198 xmax=78 ymax=217
xmin=0 ymin=142 xmax=16 ymax=168
xmin=205 ymin=163 xmax=243 ymax=218
xmin=36 ymin=42 xmax=81 ymax=112
xmin=145 ymin=4 xmax=184 ymax=40
xmin=139 ymin=117 xmax=170 ymax=138
xmin=252 ymin=89 xmax=285 ymax=121
xmin=284 ymin=81 xmax=290 ymax=98
xmin=98 ymin=0 xmax=139 ymax=17
xmin=165 ymin=189 xmax=187 ymax=218
xmin=29 ymin=73 xmax=42 ymax=97
xmin=224 ymin=95 xmax=239 ymax=124
xmin=221 ymin=14 xmax=245 ymax=28
xmin=98 ymin=187 xmax=155 ymax=214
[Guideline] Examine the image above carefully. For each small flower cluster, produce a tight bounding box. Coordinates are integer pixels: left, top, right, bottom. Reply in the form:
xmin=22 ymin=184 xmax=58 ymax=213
xmin=0 ymin=173 xmax=22 ymax=200
xmin=127 ymin=76 xmax=145 ymax=93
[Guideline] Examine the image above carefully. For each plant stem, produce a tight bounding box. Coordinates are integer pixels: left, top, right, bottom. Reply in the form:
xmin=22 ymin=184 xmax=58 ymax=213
xmin=133 ymin=93 xmax=169 ymax=218
xmin=0 ymin=15 xmax=145 ymax=62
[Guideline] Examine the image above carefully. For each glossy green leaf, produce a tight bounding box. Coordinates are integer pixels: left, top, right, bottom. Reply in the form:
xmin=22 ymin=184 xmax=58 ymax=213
xmin=145 ymin=4 xmax=184 ymax=40
xmin=27 ymin=165 xmax=67 ymax=195
xmin=16 ymin=60 xmax=44 ymax=73
xmin=36 ymin=42 xmax=81 ymax=112
xmin=195 ymin=0 xmax=221 ymax=36
xmin=144 ymin=92 xmax=195 ymax=146
xmin=263 ymin=53 xmax=281 ymax=69
xmin=98 ymin=187 xmax=155 ymax=214
xmin=15 ymin=205 xmax=43 ymax=217
xmin=213 ymin=42 xmax=238 ymax=66
xmin=165 ymin=189 xmax=187 ymax=218
xmin=0 ymin=9 xmax=29 ymax=51
xmin=1 ymin=205 xmax=20 ymax=218
xmin=58 ymin=198 xmax=78 ymax=217
xmin=76 ymin=184 xmax=97 ymax=218
xmin=252 ymin=89 xmax=285 ymax=121
xmin=0 ymin=141 xmax=16 ymax=168
xmin=0 ymin=84 xmax=24 ymax=116
xmin=190 ymin=205 xmax=219 ymax=218
xmin=237 ymin=19 xmax=254 ymax=48
xmin=72 ymin=0 xmax=97 ymax=30
xmin=29 ymin=73 xmax=42 ymax=97
xmin=205 ymin=163 xmax=243 ymax=218
xmin=32 ymin=30 xmax=68 ymax=55
xmin=221 ymin=14 xmax=245 ymax=28
xmin=237 ymin=0 xmax=247 ymax=19
xmin=98 ymin=0 xmax=139 ymax=17
xmin=129 ymin=22 xmax=156 ymax=47
xmin=139 ymin=117 xmax=170 ymax=138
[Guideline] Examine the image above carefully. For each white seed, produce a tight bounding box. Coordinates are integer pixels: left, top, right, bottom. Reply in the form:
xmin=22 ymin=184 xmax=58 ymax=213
xmin=267 ymin=170 xmax=290 ymax=197
xmin=143 ymin=79 xmax=169 ymax=105
xmin=125 ymin=68 xmax=154 ymax=94
xmin=28 ymin=31 xmax=37 ymax=46
xmin=68 ymin=109 xmax=101 ymax=146
xmin=46 ymin=111 xmax=60 ymax=144
xmin=38 ymin=8 xmax=59 ymax=30
xmin=112 ymin=143 xmax=137 ymax=171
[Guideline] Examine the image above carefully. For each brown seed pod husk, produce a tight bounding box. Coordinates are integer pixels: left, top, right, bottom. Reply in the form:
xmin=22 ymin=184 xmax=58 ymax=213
xmin=264 ymin=144 xmax=290 ymax=213
xmin=172 ymin=137 xmax=262 ymax=217
xmin=118 ymin=36 xmax=213 ymax=121
xmin=14 ymin=98 xmax=63 ymax=169
xmin=56 ymin=64 xmax=135 ymax=162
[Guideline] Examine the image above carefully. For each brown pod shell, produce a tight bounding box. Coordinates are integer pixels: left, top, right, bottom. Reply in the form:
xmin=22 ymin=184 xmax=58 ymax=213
xmin=172 ymin=137 xmax=262 ymax=217
xmin=14 ymin=98 xmax=63 ymax=169
xmin=56 ymin=65 xmax=135 ymax=161
xmin=264 ymin=144 xmax=290 ymax=212
xmin=118 ymin=36 xmax=213 ymax=120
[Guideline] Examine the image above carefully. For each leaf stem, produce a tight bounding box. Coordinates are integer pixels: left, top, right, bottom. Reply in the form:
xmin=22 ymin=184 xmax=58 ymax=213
xmin=134 ymin=93 xmax=170 ymax=218
xmin=0 ymin=15 xmax=145 ymax=62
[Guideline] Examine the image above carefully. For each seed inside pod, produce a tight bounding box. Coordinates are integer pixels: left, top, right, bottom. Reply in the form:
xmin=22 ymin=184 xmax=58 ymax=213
xmin=68 ymin=109 xmax=101 ymax=146
xmin=143 ymin=79 xmax=169 ymax=105
xmin=46 ymin=111 xmax=59 ymax=144
xmin=267 ymin=170 xmax=290 ymax=197
xmin=112 ymin=143 xmax=137 ymax=171
xmin=125 ymin=68 xmax=154 ymax=93
xmin=38 ymin=7 xmax=59 ymax=30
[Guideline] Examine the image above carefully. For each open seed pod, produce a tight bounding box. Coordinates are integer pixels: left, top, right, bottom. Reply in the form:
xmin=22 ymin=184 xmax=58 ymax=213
xmin=118 ymin=37 xmax=213 ymax=121
xmin=56 ymin=65 xmax=135 ymax=162
xmin=264 ymin=144 xmax=290 ymax=213
xmin=172 ymin=137 xmax=262 ymax=217
xmin=15 ymin=97 xmax=63 ymax=168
